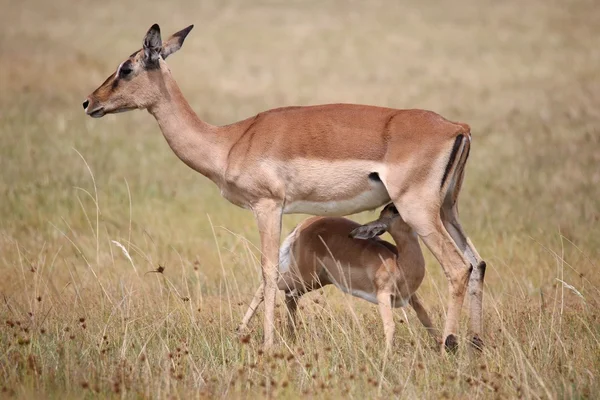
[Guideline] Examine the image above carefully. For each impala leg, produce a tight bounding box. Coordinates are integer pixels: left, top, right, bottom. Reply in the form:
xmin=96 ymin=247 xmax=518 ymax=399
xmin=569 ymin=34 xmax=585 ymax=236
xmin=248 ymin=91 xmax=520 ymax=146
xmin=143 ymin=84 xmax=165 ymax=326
xmin=466 ymin=238 xmax=486 ymax=350
xmin=441 ymin=204 xmax=486 ymax=350
xmin=409 ymin=294 xmax=441 ymax=346
xmin=421 ymin=223 xmax=471 ymax=352
xmin=237 ymin=282 xmax=265 ymax=333
xmin=377 ymin=291 xmax=395 ymax=351
xmin=253 ymin=200 xmax=283 ymax=350
xmin=399 ymin=205 xmax=471 ymax=353
xmin=284 ymin=292 xmax=300 ymax=339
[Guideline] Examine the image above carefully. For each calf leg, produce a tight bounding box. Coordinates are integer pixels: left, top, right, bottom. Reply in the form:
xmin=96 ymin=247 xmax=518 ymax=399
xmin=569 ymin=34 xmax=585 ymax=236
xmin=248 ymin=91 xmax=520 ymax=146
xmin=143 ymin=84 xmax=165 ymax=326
xmin=409 ymin=294 xmax=441 ymax=346
xmin=377 ymin=291 xmax=395 ymax=350
xmin=237 ymin=282 xmax=265 ymax=333
xmin=284 ymin=292 xmax=301 ymax=339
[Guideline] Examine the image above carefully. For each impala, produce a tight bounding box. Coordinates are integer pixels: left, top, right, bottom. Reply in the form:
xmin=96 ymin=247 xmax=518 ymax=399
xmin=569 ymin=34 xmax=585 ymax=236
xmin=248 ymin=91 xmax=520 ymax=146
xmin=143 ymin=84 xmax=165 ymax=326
xmin=83 ymin=23 xmax=486 ymax=351
xmin=237 ymin=203 xmax=441 ymax=349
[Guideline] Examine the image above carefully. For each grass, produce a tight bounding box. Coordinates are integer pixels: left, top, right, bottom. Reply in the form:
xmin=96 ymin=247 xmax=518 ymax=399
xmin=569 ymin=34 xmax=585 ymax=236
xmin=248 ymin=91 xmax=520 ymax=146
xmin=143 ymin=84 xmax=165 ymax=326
xmin=1 ymin=0 xmax=599 ymax=398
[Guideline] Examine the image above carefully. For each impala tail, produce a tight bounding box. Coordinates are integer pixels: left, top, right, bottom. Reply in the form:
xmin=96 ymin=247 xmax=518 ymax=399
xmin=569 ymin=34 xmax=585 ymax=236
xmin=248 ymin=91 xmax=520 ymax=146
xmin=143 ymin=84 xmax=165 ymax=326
xmin=440 ymin=131 xmax=471 ymax=209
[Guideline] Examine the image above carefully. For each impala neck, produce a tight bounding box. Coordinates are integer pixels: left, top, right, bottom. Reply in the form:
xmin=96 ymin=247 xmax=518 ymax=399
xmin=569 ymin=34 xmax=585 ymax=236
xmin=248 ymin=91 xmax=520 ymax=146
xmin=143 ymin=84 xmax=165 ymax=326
xmin=147 ymin=71 xmax=228 ymax=183
xmin=388 ymin=228 xmax=422 ymax=261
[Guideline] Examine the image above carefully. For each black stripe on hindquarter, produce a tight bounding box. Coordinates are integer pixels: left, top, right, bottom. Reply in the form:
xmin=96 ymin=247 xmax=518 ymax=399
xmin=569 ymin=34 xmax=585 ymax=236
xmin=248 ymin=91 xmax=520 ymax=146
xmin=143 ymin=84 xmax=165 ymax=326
xmin=440 ymin=134 xmax=464 ymax=188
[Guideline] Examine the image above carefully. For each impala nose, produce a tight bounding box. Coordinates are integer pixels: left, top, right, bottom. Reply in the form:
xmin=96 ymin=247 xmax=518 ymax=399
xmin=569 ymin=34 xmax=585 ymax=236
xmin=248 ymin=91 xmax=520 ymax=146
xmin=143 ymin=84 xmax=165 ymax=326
xmin=82 ymin=99 xmax=89 ymax=110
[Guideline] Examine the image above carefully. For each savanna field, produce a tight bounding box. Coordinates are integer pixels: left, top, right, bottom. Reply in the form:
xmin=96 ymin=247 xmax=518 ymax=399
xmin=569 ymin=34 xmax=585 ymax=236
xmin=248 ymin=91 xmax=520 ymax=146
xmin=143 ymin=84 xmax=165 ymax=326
xmin=1 ymin=0 xmax=599 ymax=398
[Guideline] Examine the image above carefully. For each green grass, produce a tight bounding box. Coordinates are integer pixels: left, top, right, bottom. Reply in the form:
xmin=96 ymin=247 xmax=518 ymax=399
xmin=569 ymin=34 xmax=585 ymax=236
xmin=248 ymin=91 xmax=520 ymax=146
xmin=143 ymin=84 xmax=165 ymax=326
xmin=1 ymin=0 xmax=599 ymax=398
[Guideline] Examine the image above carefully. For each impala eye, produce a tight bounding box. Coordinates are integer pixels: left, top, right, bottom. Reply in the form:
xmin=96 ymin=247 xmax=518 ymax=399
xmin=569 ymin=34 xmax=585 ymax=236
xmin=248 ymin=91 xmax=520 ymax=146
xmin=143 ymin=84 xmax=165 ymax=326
xmin=119 ymin=61 xmax=133 ymax=77
xmin=120 ymin=66 xmax=132 ymax=76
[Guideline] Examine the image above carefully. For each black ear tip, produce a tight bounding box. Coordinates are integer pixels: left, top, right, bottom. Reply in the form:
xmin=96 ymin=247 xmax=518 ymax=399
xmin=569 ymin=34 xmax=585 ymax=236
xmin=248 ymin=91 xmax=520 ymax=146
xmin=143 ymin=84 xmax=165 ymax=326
xmin=179 ymin=25 xmax=194 ymax=37
xmin=150 ymin=23 xmax=161 ymax=32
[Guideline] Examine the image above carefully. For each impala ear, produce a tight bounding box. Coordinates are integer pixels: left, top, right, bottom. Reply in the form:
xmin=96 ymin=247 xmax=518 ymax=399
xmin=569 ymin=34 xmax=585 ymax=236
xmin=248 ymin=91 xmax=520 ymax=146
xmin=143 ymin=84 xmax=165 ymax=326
xmin=161 ymin=25 xmax=194 ymax=59
xmin=143 ymin=23 xmax=162 ymax=66
xmin=349 ymin=221 xmax=388 ymax=240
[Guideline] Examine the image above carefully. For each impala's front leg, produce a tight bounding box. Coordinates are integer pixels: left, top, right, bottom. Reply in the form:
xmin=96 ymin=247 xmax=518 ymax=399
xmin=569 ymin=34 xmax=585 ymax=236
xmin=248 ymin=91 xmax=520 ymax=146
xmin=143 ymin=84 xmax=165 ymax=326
xmin=253 ymin=200 xmax=283 ymax=349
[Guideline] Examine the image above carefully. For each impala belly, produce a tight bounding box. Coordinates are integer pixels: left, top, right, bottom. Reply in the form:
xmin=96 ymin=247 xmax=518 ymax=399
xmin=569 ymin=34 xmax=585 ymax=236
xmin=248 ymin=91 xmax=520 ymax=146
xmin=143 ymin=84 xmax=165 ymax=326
xmin=333 ymin=284 xmax=409 ymax=307
xmin=340 ymin=287 xmax=378 ymax=304
xmin=282 ymin=160 xmax=391 ymax=216
xmin=324 ymin=270 xmax=379 ymax=305
xmin=284 ymin=186 xmax=390 ymax=215
xmin=329 ymin=272 xmax=409 ymax=307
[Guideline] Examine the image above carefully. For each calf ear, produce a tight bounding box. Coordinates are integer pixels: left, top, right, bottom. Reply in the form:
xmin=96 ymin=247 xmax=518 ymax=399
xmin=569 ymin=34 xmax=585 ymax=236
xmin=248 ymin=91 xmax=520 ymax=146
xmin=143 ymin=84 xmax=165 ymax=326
xmin=143 ymin=24 xmax=162 ymax=66
xmin=349 ymin=221 xmax=387 ymax=240
xmin=161 ymin=25 xmax=194 ymax=59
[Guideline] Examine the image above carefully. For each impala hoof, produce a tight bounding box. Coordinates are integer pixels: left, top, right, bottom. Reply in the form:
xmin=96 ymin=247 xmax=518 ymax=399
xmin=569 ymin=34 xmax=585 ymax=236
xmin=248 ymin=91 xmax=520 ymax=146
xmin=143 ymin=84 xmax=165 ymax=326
xmin=470 ymin=335 xmax=484 ymax=351
xmin=235 ymin=325 xmax=248 ymax=335
xmin=444 ymin=334 xmax=459 ymax=353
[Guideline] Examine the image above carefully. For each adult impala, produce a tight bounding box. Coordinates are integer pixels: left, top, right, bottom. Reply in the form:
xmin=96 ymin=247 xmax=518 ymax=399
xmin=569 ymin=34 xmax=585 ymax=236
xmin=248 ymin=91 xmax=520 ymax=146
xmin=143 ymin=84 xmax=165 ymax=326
xmin=83 ymin=23 xmax=486 ymax=351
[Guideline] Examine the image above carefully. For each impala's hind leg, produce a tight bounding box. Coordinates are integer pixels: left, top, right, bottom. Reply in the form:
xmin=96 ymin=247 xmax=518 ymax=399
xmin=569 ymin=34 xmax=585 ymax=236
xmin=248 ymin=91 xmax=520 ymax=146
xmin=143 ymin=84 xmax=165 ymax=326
xmin=441 ymin=148 xmax=486 ymax=350
xmin=441 ymin=203 xmax=486 ymax=349
xmin=393 ymin=195 xmax=472 ymax=352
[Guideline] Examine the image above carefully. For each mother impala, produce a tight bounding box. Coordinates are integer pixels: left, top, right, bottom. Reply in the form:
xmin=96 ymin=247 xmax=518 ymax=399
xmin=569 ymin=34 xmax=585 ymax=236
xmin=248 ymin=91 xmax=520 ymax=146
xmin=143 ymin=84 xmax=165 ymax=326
xmin=83 ymin=23 xmax=486 ymax=352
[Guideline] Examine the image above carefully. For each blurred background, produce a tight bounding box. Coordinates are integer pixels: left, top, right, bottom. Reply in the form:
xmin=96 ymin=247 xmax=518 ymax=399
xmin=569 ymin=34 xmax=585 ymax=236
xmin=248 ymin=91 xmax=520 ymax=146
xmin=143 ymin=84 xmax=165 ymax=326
xmin=0 ymin=0 xmax=599 ymax=397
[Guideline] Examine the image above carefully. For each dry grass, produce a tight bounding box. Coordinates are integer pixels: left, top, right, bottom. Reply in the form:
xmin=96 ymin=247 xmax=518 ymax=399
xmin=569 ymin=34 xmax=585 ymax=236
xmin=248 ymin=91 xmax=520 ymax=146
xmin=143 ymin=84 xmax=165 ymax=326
xmin=1 ymin=0 xmax=599 ymax=398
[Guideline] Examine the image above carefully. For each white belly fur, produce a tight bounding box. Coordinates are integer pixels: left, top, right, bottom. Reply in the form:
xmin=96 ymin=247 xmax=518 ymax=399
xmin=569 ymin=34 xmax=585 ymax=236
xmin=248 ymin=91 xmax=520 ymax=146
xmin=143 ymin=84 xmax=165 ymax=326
xmin=282 ymin=160 xmax=391 ymax=216
xmin=347 ymin=288 xmax=379 ymax=305
xmin=284 ymin=184 xmax=390 ymax=215
xmin=334 ymin=286 xmax=409 ymax=308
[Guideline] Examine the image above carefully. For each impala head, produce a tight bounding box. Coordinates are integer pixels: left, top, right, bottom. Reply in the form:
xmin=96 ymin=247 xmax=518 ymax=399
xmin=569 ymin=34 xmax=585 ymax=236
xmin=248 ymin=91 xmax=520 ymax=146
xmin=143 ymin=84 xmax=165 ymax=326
xmin=83 ymin=24 xmax=193 ymax=118
xmin=350 ymin=203 xmax=411 ymax=239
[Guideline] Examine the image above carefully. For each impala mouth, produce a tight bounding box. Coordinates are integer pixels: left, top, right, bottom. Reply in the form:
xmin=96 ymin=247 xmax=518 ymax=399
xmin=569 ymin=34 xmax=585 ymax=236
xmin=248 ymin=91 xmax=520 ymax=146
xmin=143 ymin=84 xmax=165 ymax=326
xmin=87 ymin=107 xmax=105 ymax=118
xmin=86 ymin=105 xmax=137 ymax=118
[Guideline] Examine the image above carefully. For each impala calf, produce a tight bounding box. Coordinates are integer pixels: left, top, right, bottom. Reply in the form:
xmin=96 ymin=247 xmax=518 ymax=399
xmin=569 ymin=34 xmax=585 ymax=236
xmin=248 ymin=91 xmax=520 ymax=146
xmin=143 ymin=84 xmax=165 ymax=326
xmin=238 ymin=204 xmax=440 ymax=348
xmin=84 ymin=23 xmax=486 ymax=351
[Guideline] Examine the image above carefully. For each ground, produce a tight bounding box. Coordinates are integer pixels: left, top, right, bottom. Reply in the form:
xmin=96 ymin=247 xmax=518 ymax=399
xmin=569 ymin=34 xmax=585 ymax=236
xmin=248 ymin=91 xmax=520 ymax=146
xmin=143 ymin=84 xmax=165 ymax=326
xmin=1 ymin=0 xmax=599 ymax=398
